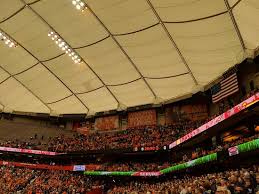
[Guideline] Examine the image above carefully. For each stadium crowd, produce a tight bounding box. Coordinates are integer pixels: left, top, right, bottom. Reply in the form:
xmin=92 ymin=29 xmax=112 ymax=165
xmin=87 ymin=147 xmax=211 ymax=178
xmin=0 ymin=120 xmax=205 ymax=152
xmin=0 ymin=167 xmax=100 ymax=194
xmin=98 ymin=133 xmax=259 ymax=172
xmin=47 ymin=120 xmax=205 ymax=152
xmin=0 ymin=165 xmax=258 ymax=193
xmin=108 ymin=165 xmax=259 ymax=194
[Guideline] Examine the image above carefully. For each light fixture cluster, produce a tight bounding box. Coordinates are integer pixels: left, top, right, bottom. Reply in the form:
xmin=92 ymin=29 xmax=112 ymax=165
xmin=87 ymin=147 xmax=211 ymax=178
xmin=48 ymin=31 xmax=82 ymax=63
xmin=71 ymin=0 xmax=87 ymax=11
xmin=0 ymin=31 xmax=17 ymax=48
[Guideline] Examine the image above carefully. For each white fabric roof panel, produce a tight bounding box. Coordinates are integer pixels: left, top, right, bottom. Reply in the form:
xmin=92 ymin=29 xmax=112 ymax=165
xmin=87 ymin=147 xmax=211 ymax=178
xmin=150 ymin=0 xmax=227 ymax=21
xmin=87 ymin=0 xmax=158 ymax=34
xmin=116 ymin=25 xmax=188 ymax=78
xmin=30 ymin=0 xmax=108 ymax=48
xmin=0 ymin=78 xmax=49 ymax=113
xmin=232 ymin=0 xmax=259 ymax=54
xmin=0 ymin=43 xmax=38 ymax=75
xmin=109 ymin=79 xmax=154 ymax=108
xmin=165 ymin=13 xmax=244 ymax=85
xmin=15 ymin=64 xmax=72 ymax=103
xmin=0 ymin=0 xmax=24 ymax=23
xmin=77 ymin=87 xmax=118 ymax=114
xmin=0 ymin=7 xmax=62 ymax=60
xmin=77 ymin=37 xmax=140 ymax=85
xmin=48 ymin=95 xmax=87 ymax=114
xmin=146 ymin=74 xmax=196 ymax=100
xmin=0 ymin=0 xmax=258 ymax=115
xmin=44 ymin=55 xmax=103 ymax=94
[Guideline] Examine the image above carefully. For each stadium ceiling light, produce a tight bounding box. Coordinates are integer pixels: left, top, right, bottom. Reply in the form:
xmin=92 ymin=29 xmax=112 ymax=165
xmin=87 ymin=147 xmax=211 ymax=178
xmin=71 ymin=0 xmax=87 ymax=11
xmin=48 ymin=31 xmax=82 ymax=64
xmin=0 ymin=30 xmax=17 ymax=48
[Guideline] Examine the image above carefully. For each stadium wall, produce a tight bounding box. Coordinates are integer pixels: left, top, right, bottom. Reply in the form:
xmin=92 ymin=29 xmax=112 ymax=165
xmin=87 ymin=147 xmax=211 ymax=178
xmin=0 ymin=116 xmax=73 ymax=140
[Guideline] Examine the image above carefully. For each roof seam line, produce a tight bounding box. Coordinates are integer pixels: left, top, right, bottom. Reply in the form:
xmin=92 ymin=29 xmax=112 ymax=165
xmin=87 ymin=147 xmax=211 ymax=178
xmin=85 ymin=3 xmax=158 ymax=99
xmin=0 ymin=6 xmax=26 ymax=24
xmin=46 ymin=94 xmax=74 ymax=104
xmin=224 ymin=0 xmax=246 ymax=52
xmin=163 ymin=11 xmax=228 ymax=24
xmin=146 ymin=0 xmax=198 ymax=86
xmin=13 ymin=62 xmax=40 ymax=76
xmin=75 ymin=86 xmax=105 ymax=95
xmin=0 ymin=76 xmax=11 ymax=85
xmin=145 ymin=72 xmax=189 ymax=80
xmin=73 ymin=35 xmax=110 ymax=49
xmin=112 ymin=22 xmax=160 ymax=36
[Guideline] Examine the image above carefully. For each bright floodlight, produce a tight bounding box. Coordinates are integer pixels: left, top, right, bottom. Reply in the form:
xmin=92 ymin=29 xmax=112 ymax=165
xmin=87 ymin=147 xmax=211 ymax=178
xmin=47 ymin=31 xmax=82 ymax=63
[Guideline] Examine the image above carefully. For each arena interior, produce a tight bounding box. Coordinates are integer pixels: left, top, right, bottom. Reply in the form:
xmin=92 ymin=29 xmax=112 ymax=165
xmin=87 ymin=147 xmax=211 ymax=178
xmin=0 ymin=0 xmax=259 ymax=193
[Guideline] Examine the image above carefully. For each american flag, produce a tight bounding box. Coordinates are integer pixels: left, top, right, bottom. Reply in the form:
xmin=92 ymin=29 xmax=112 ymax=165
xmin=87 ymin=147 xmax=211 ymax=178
xmin=211 ymin=73 xmax=239 ymax=103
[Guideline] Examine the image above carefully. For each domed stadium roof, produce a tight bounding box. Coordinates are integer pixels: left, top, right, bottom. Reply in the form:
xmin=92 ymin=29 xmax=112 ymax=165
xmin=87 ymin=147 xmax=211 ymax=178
xmin=0 ymin=0 xmax=258 ymax=115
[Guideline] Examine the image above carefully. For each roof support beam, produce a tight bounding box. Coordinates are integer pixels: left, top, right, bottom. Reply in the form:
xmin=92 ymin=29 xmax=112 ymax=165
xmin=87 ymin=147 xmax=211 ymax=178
xmin=224 ymin=0 xmax=246 ymax=52
xmin=146 ymin=0 xmax=198 ymax=86
xmin=21 ymin=0 xmax=120 ymax=109
xmin=85 ymin=3 xmax=157 ymax=99
xmin=0 ymin=65 xmax=52 ymax=112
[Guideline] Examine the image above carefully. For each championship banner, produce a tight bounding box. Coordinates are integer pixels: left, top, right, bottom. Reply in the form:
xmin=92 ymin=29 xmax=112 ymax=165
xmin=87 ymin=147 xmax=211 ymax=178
xmin=94 ymin=115 xmax=119 ymax=130
xmin=169 ymin=93 xmax=259 ymax=149
xmin=0 ymin=146 xmax=62 ymax=155
xmin=128 ymin=109 xmax=156 ymax=127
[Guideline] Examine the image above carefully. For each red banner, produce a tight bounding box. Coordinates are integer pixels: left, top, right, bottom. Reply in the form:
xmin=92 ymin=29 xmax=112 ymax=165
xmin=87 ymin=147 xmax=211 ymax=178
xmin=0 ymin=147 xmax=62 ymax=155
xmin=169 ymin=93 xmax=259 ymax=149
xmin=85 ymin=164 xmax=102 ymax=171
xmin=132 ymin=171 xmax=161 ymax=177
xmin=0 ymin=160 xmax=72 ymax=171
xmin=128 ymin=109 xmax=156 ymax=127
xmin=94 ymin=115 xmax=119 ymax=130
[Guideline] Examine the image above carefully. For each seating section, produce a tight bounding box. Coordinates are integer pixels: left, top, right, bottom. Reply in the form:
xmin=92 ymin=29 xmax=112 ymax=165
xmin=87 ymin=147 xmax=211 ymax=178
xmin=107 ymin=166 xmax=259 ymax=193
xmin=0 ymin=165 xmax=258 ymax=193
xmin=0 ymin=167 xmax=100 ymax=194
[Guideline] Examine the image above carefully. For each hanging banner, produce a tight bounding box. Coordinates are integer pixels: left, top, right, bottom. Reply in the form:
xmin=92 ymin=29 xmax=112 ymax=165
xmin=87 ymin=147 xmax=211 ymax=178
xmin=94 ymin=115 xmax=119 ymax=130
xmin=169 ymin=93 xmax=259 ymax=149
xmin=0 ymin=146 xmax=62 ymax=155
xmin=128 ymin=109 xmax=156 ymax=127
